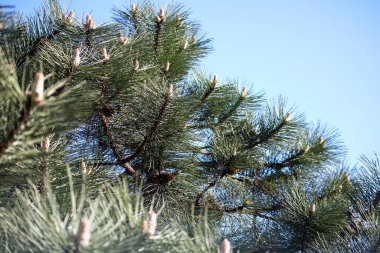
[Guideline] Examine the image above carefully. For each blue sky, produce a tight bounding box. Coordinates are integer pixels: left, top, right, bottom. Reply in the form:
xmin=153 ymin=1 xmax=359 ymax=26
xmin=12 ymin=0 xmax=380 ymax=164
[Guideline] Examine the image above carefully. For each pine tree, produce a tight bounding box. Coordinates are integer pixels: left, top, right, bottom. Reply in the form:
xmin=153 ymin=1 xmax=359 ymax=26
xmin=1 ymin=1 xmax=380 ymax=252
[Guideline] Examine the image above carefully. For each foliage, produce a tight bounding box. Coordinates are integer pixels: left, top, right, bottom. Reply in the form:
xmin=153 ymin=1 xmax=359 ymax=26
xmin=0 ymin=1 xmax=379 ymax=252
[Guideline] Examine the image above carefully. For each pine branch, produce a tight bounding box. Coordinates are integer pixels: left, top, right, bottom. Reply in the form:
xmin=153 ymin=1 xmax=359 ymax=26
xmin=245 ymin=114 xmax=290 ymax=150
xmin=99 ymin=112 xmax=135 ymax=175
xmin=154 ymin=9 xmax=165 ymax=54
xmin=195 ymin=153 xmax=237 ymax=206
xmin=16 ymin=28 xmax=61 ymax=69
xmin=196 ymin=203 xmax=279 ymax=221
xmin=263 ymin=147 xmax=310 ymax=170
xmin=200 ymin=77 xmax=217 ymax=103
xmin=218 ymin=91 xmax=246 ymax=124
xmin=99 ymin=74 xmax=135 ymax=175
xmin=122 ymin=84 xmax=173 ymax=163
xmin=0 ymin=96 xmax=32 ymax=157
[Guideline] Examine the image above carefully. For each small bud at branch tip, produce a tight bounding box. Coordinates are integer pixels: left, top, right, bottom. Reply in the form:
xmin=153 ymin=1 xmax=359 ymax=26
xmin=183 ymin=40 xmax=189 ymax=49
xmin=284 ymin=113 xmax=291 ymax=123
xmin=141 ymin=220 xmax=149 ymax=234
xmin=164 ymin=62 xmax=170 ymax=72
xmin=73 ymin=48 xmax=81 ymax=67
xmin=310 ymin=203 xmax=316 ymax=213
xmin=147 ymin=211 xmax=157 ymax=235
xmin=220 ymin=238 xmax=231 ymax=253
xmin=158 ymin=8 xmax=165 ymax=18
xmin=83 ymin=14 xmax=95 ymax=29
xmin=77 ymin=218 xmax=91 ymax=247
xmin=133 ymin=59 xmax=139 ymax=71
xmin=33 ymin=72 xmax=44 ymax=105
xmin=42 ymin=136 xmax=50 ymax=153
xmin=131 ymin=4 xmax=137 ymax=13
xmin=168 ymin=83 xmax=173 ymax=97
xmin=191 ymin=35 xmax=196 ymax=44
xmin=232 ymin=148 xmax=237 ymax=156
xmin=81 ymin=160 xmax=86 ymax=170
xmin=102 ymin=47 xmax=110 ymax=61
xmin=241 ymin=86 xmax=247 ymax=98
xmin=210 ymin=74 xmax=218 ymax=89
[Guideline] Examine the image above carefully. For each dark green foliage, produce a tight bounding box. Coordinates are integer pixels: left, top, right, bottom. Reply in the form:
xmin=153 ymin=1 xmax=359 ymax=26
xmin=0 ymin=1 xmax=379 ymax=252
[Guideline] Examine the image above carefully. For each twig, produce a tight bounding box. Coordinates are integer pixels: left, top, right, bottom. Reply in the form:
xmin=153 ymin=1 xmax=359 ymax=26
xmin=16 ymin=29 xmax=61 ymax=69
xmin=121 ymin=88 xmax=172 ymax=163
xmin=0 ymin=97 xmax=32 ymax=157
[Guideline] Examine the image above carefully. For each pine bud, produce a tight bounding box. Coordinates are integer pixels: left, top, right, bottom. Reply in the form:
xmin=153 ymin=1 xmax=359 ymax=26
xmin=344 ymin=172 xmax=350 ymax=184
xmin=167 ymin=83 xmax=173 ymax=97
xmin=176 ymin=15 xmax=182 ymax=27
xmin=158 ymin=8 xmax=165 ymax=19
xmin=147 ymin=211 xmax=157 ymax=235
xmin=319 ymin=137 xmax=326 ymax=148
xmin=284 ymin=113 xmax=291 ymax=123
xmin=102 ymin=47 xmax=110 ymax=61
xmin=33 ymin=72 xmax=44 ymax=105
xmin=210 ymin=74 xmax=218 ymax=89
xmin=67 ymin=11 xmax=74 ymax=23
xmin=83 ymin=14 xmax=95 ymax=29
xmin=141 ymin=220 xmax=149 ymax=234
xmin=77 ymin=218 xmax=91 ymax=247
xmin=164 ymin=61 xmax=170 ymax=72
xmin=241 ymin=86 xmax=247 ymax=98
xmin=131 ymin=4 xmax=137 ymax=13
xmin=183 ymin=40 xmax=189 ymax=49
xmin=61 ymin=12 xmax=66 ymax=22
xmin=337 ymin=185 xmax=343 ymax=192
xmin=232 ymin=147 xmax=237 ymax=156
xmin=304 ymin=145 xmax=310 ymax=153
xmin=81 ymin=161 xmax=87 ymax=174
xmin=42 ymin=136 xmax=50 ymax=153
xmin=73 ymin=48 xmax=81 ymax=67
xmin=191 ymin=35 xmax=196 ymax=44
xmin=220 ymin=238 xmax=231 ymax=253
xmin=310 ymin=203 xmax=316 ymax=213
xmin=133 ymin=59 xmax=139 ymax=71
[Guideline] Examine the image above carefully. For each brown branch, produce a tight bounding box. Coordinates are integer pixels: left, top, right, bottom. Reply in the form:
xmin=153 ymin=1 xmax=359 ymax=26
xmin=99 ymin=110 xmax=135 ymax=175
xmin=195 ymin=177 xmax=221 ymax=206
xmin=0 ymin=97 xmax=32 ymax=157
xmin=245 ymin=116 xmax=289 ymax=150
xmin=16 ymin=28 xmax=61 ymax=69
xmin=154 ymin=15 xmax=164 ymax=53
xmin=196 ymin=203 xmax=279 ymax=222
xmin=200 ymin=85 xmax=215 ymax=104
xmin=94 ymin=39 xmax=137 ymax=175
xmin=218 ymin=96 xmax=244 ymax=124
xmin=263 ymin=146 xmax=310 ymax=170
xmin=98 ymin=62 xmax=135 ymax=175
xmin=122 ymin=89 xmax=172 ymax=163
xmin=195 ymin=154 xmax=236 ymax=206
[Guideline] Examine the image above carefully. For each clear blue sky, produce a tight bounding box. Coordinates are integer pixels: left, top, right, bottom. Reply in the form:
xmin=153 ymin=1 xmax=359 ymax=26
xmin=12 ymin=0 xmax=380 ymax=164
